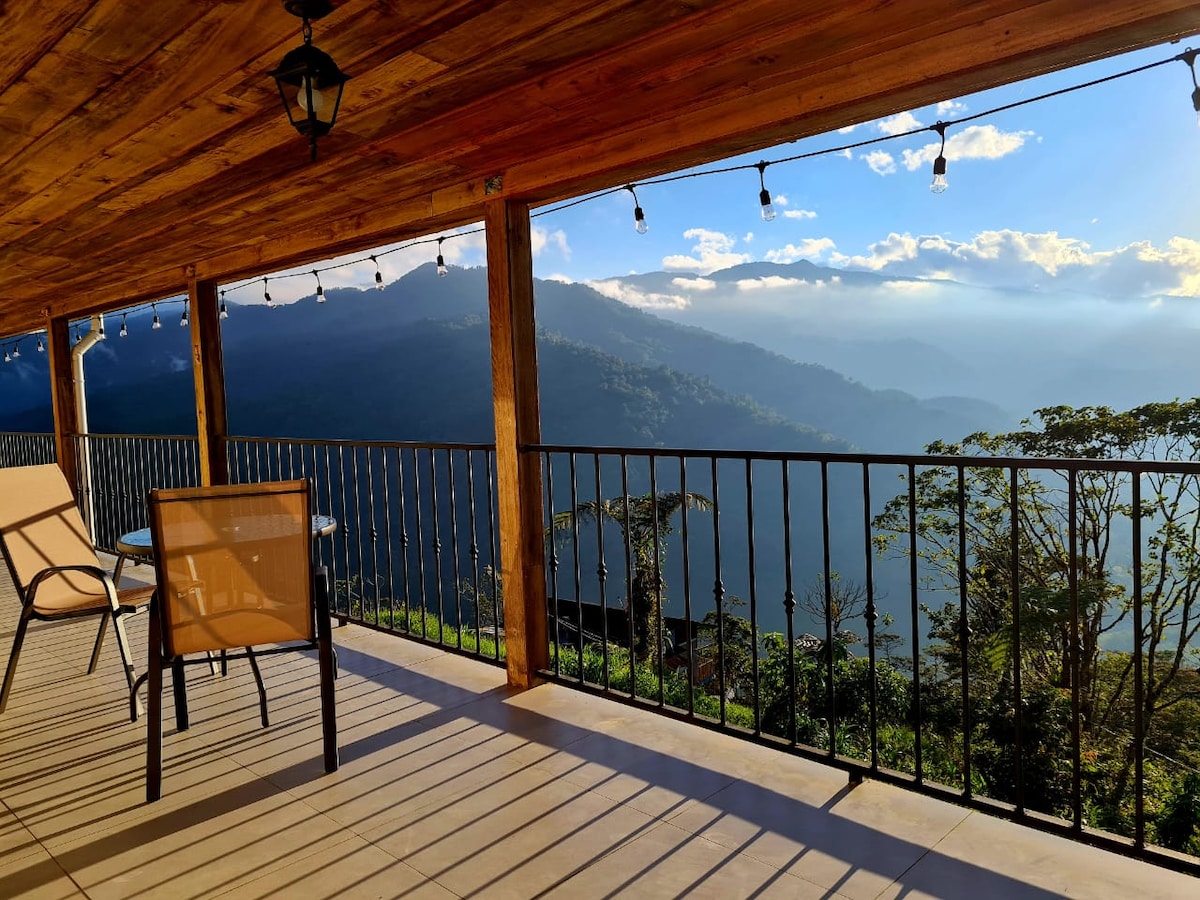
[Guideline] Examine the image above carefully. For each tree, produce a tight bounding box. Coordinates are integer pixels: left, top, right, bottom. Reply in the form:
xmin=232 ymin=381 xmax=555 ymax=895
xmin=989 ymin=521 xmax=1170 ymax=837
xmin=696 ymin=595 xmax=756 ymax=700
xmin=874 ymin=401 xmax=1200 ymax=818
xmin=553 ymin=490 xmax=712 ymax=660
xmin=459 ymin=565 xmax=503 ymax=631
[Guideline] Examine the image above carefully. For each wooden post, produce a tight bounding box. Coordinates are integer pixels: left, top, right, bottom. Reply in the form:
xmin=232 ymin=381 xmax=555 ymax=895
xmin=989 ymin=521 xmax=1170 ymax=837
xmin=47 ymin=316 xmax=80 ymax=494
xmin=486 ymin=199 xmax=548 ymax=689
xmin=188 ymin=277 xmax=229 ymax=486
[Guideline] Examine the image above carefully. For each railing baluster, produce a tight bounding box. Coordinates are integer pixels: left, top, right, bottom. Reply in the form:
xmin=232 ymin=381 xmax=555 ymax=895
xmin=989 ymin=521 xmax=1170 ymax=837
xmin=466 ymin=451 xmax=481 ymax=643
xmin=680 ymin=456 xmax=695 ymax=717
xmin=710 ymin=456 xmax=724 ymax=724
xmin=863 ymin=462 xmax=878 ymax=772
xmin=381 ymin=446 xmax=395 ymax=630
xmin=396 ymin=446 xmax=411 ymax=632
xmin=428 ymin=448 xmax=444 ymax=644
xmin=366 ymin=446 xmax=380 ymax=626
xmin=1068 ymin=467 xmax=1082 ymax=831
xmin=412 ymin=447 xmax=427 ymax=638
xmin=594 ymin=453 xmax=609 ymax=690
xmin=1010 ymin=466 xmax=1024 ymax=813
xmin=448 ymin=450 xmax=462 ymax=650
xmin=486 ymin=450 xmax=500 ymax=662
xmin=652 ymin=454 xmax=665 ymax=708
xmin=568 ymin=452 xmax=583 ymax=681
xmin=782 ymin=459 xmax=796 ymax=748
xmin=909 ymin=462 xmax=922 ymax=783
xmin=621 ymin=454 xmax=634 ymax=698
xmin=546 ymin=452 xmax=560 ymax=677
xmin=1132 ymin=470 xmax=1145 ymax=849
xmin=958 ymin=464 xmax=971 ymax=796
xmin=821 ymin=460 xmax=835 ymax=756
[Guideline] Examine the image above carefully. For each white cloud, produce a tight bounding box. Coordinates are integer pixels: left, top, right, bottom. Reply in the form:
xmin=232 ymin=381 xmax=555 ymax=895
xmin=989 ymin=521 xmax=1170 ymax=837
xmin=662 ymin=228 xmax=752 ymax=274
xmin=877 ymin=111 xmax=923 ymax=135
xmin=774 ymin=194 xmax=789 ymax=207
xmin=830 ymin=230 xmax=1200 ymax=300
xmin=743 ymin=232 xmax=755 ymax=243
xmin=586 ymin=279 xmax=690 ymax=310
xmin=837 ymin=149 xmax=853 ymax=160
xmin=935 ymin=99 xmax=967 ymax=117
xmin=882 ymin=280 xmax=936 ymax=293
xmin=862 ymin=150 xmax=896 ymax=176
xmin=531 ymin=226 xmax=570 ymax=259
xmin=832 ymin=232 xmax=919 ymax=271
xmin=671 ymin=276 xmax=717 ymax=291
xmin=901 ymin=124 xmax=1033 ymax=171
xmin=782 ymin=209 xmax=817 ymax=220
xmin=736 ymin=276 xmax=808 ymax=291
xmin=545 ymin=273 xmax=574 ymax=284
xmin=837 ymin=124 xmax=859 ymax=134
xmin=765 ymin=238 xmax=837 ymax=263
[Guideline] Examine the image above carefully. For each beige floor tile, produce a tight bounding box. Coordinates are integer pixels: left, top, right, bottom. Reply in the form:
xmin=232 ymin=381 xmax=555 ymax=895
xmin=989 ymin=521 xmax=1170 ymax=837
xmin=211 ymin=833 xmax=456 ymax=900
xmin=544 ymin=820 xmax=846 ymax=900
xmin=665 ymin=777 xmax=969 ymax=900
xmin=875 ymin=810 xmax=1200 ymax=900
xmin=0 ymin=799 xmax=43 ymax=866
xmin=361 ymin=763 xmax=661 ymax=899
xmin=0 ymin=845 xmax=86 ymax=900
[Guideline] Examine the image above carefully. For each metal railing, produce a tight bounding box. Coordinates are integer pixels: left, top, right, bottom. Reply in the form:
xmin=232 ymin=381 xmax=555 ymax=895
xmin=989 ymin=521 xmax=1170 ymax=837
xmin=532 ymin=442 xmax=1200 ymax=875
xmin=0 ymin=431 xmax=55 ymax=468
xmin=226 ymin=436 xmax=502 ymax=665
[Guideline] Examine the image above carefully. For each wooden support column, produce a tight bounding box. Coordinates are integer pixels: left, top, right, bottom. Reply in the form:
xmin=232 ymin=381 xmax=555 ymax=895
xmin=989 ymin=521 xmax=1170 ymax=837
xmin=486 ymin=199 xmax=548 ymax=689
xmin=187 ymin=277 xmax=229 ymax=486
xmin=47 ymin=316 xmax=80 ymax=494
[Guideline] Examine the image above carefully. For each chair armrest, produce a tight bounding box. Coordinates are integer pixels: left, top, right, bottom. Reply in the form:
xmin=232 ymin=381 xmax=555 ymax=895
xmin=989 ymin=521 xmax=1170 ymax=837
xmin=25 ymin=564 xmax=117 ymax=608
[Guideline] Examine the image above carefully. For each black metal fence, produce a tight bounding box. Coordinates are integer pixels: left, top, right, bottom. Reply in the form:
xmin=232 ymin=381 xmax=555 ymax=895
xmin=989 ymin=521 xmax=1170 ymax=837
xmin=0 ymin=431 xmax=55 ymax=468
xmin=533 ymin=442 xmax=1200 ymax=875
xmin=226 ymin=436 xmax=502 ymax=665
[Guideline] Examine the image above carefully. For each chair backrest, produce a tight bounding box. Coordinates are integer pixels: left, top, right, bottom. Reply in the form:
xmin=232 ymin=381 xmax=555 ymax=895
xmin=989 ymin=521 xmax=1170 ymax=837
xmin=148 ymin=480 xmax=314 ymax=656
xmin=0 ymin=464 xmax=100 ymax=593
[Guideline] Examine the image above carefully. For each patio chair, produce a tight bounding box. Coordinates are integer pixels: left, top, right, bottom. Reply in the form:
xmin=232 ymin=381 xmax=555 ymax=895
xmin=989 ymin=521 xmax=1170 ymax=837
xmin=143 ymin=479 xmax=338 ymax=801
xmin=0 ymin=464 xmax=152 ymax=714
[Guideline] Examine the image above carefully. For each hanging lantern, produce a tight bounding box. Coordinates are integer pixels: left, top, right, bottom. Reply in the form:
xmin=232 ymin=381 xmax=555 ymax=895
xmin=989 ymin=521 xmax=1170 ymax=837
xmin=269 ymin=1 xmax=349 ymax=162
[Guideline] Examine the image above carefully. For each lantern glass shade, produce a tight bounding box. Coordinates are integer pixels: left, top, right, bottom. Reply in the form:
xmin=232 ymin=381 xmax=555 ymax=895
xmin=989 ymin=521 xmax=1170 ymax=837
xmin=270 ymin=42 xmax=348 ymax=155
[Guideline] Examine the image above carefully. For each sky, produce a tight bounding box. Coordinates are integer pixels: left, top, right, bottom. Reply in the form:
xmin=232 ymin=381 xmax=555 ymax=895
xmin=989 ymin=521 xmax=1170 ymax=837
xmin=202 ymin=38 xmax=1200 ymax=313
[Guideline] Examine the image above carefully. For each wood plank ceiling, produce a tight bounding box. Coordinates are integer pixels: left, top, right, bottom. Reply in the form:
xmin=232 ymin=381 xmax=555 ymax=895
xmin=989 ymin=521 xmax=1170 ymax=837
xmin=1 ymin=0 xmax=1198 ymax=339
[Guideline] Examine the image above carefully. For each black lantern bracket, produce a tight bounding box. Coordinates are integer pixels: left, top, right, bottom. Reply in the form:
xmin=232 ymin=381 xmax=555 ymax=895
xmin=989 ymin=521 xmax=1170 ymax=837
xmin=270 ymin=0 xmax=349 ymax=162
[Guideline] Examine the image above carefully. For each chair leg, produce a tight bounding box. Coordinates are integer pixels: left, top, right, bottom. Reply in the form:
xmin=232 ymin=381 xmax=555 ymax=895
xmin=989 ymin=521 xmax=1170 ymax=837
xmin=111 ymin=610 xmax=137 ymax=692
xmin=0 ymin=607 xmax=34 ymax=715
xmin=129 ymin=671 xmax=150 ymax=723
xmin=147 ymin=597 xmax=163 ymax=803
xmin=88 ymin=611 xmax=110 ymax=674
xmin=315 ymin=567 xmax=339 ymax=773
xmin=245 ymin=648 xmax=269 ymax=728
xmin=171 ymin=657 xmax=189 ymax=732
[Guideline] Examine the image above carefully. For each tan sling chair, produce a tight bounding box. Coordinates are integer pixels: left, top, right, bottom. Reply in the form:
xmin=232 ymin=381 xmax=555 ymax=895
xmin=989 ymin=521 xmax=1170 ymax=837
xmin=143 ymin=479 xmax=337 ymax=801
xmin=0 ymin=464 xmax=153 ymax=713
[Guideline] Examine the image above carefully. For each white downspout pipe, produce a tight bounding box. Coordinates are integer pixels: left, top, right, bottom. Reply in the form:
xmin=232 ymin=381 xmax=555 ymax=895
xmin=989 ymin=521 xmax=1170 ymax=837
xmin=72 ymin=315 xmax=104 ymax=539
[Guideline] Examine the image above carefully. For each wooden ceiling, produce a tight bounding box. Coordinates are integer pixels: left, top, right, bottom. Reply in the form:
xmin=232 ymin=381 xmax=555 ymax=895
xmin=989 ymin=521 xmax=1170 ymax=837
xmin=1 ymin=0 xmax=1198 ymax=339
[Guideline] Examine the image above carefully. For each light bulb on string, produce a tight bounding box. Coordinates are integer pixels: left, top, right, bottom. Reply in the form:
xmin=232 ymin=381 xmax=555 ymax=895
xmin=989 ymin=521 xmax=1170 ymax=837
xmin=371 ymin=255 xmax=384 ymax=290
xmin=74 ymin=326 xmax=82 ymax=344
xmin=930 ymin=122 xmax=949 ymax=194
xmin=314 ymin=271 xmax=325 ymax=303
xmin=219 ymin=290 xmax=229 ymax=320
xmin=11 ymin=345 xmax=19 ymax=359
xmin=436 ymin=237 xmax=448 ymax=277
xmin=3 ymin=349 xmax=10 ymax=364
xmin=756 ymin=161 xmax=776 ymax=221
xmin=97 ymin=318 xmax=106 ymax=340
xmin=120 ymin=314 xmax=128 ymax=338
xmin=37 ymin=336 xmax=45 ymax=353
xmin=625 ymin=185 xmax=648 ymax=234
xmin=1183 ymin=48 xmax=1200 ymax=127
xmin=151 ymin=304 xmax=162 ymax=329
xmin=264 ymin=278 xmax=273 ymax=307
xmin=179 ymin=306 xmax=189 ymax=327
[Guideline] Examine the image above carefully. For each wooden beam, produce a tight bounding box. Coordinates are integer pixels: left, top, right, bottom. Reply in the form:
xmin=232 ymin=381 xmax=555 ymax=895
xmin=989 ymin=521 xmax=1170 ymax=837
xmin=187 ymin=276 xmax=229 ymax=486
xmin=486 ymin=198 xmax=548 ymax=690
xmin=46 ymin=316 xmax=79 ymax=496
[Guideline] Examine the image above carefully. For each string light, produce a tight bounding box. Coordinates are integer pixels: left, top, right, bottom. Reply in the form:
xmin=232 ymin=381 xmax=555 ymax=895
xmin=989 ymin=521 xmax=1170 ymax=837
xmin=263 ymin=278 xmax=273 ymax=307
xmin=2 ymin=349 xmax=9 ymax=363
xmin=313 ymin=270 xmax=325 ymax=302
xmin=37 ymin=336 xmax=44 ymax=353
xmin=371 ymin=255 xmax=384 ymax=290
xmin=626 ymin=184 xmax=648 ymax=234
xmin=1183 ymin=48 xmax=1200 ymax=127
xmin=930 ymin=122 xmax=948 ymax=194
xmin=97 ymin=318 xmax=106 ymax=340
xmin=179 ymin=306 xmax=189 ymax=327
xmin=219 ymin=290 xmax=229 ymax=320
xmin=120 ymin=314 xmax=128 ymax=338
xmin=11 ymin=345 xmax=19 ymax=359
xmin=756 ymin=161 xmax=776 ymax=221
xmin=151 ymin=304 xmax=162 ymax=329
xmin=436 ymin=238 xmax=448 ymax=277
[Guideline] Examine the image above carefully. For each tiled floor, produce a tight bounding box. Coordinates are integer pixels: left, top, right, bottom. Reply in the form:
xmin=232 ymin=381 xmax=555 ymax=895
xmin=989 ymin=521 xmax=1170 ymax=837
xmin=1 ymin=562 xmax=1197 ymax=899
